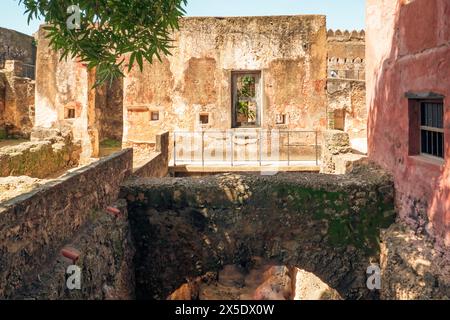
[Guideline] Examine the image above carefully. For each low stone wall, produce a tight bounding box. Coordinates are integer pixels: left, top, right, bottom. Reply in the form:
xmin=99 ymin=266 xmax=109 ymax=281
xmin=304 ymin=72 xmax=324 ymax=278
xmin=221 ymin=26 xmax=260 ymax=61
xmin=0 ymin=128 xmax=81 ymax=178
xmin=0 ymin=149 xmax=133 ymax=298
xmin=133 ymin=132 xmax=169 ymax=178
xmin=121 ymin=167 xmax=396 ymax=300
xmin=13 ymin=200 xmax=135 ymax=300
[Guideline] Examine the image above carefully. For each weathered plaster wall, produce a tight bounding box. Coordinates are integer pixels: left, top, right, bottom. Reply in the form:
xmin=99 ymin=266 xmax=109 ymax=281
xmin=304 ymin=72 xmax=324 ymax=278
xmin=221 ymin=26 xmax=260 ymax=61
xmin=0 ymin=149 xmax=133 ymax=298
xmin=123 ymin=16 xmax=328 ymax=149
xmin=121 ymin=169 xmax=395 ymax=300
xmin=0 ymin=27 xmax=36 ymax=66
xmin=35 ymin=26 xmax=97 ymax=160
xmin=95 ymin=78 xmax=124 ymax=142
xmin=0 ymin=61 xmax=35 ymax=138
xmin=0 ymin=73 xmax=6 ymax=138
xmin=326 ymin=29 xmax=366 ymax=153
xmin=35 ymin=26 xmax=126 ymax=160
xmin=327 ymin=79 xmax=367 ymax=145
xmin=366 ymin=0 xmax=450 ymax=247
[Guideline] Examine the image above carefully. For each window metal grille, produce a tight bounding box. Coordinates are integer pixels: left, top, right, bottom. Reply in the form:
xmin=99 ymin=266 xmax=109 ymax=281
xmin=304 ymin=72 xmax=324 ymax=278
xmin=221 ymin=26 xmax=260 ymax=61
xmin=420 ymin=102 xmax=444 ymax=158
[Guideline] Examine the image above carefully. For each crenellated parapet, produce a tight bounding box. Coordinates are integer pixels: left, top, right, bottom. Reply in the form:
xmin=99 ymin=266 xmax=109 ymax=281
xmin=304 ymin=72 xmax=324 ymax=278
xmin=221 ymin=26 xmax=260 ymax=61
xmin=327 ymin=56 xmax=364 ymax=65
xmin=327 ymin=29 xmax=365 ymax=80
xmin=327 ymin=29 xmax=365 ymax=42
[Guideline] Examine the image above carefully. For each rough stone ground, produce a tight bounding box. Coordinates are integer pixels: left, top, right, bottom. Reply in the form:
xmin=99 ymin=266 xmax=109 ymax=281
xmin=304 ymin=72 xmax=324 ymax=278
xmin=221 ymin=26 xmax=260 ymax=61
xmin=0 ymin=163 xmax=95 ymax=204
xmin=0 ymin=176 xmax=47 ymax=203
xmin=381 ymin=223 xmax=450 ymax=300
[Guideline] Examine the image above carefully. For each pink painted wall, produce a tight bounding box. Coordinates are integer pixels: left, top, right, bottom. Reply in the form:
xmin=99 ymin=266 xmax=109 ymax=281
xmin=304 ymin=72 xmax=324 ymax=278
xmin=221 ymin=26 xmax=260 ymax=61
xmin=366 ymin=0 xmax=450 ymax=247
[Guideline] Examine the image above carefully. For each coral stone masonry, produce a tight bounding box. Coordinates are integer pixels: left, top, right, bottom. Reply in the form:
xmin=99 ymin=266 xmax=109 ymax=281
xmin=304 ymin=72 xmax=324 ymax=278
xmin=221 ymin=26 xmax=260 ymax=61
xmin=1 ymin=2 xmax=449 ymax=301
xmin=121 ymin=168 xmax=395 ymax=300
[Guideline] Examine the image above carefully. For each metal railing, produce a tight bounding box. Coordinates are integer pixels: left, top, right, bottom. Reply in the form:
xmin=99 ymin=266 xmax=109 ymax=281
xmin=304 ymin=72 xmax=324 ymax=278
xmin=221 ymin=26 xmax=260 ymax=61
xmin=173 ymin=130 xmax=321 ymax=167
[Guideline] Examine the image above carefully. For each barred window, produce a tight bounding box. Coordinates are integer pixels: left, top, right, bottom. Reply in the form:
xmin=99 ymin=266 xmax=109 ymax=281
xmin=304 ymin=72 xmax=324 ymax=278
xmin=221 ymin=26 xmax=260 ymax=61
xmin=420 ymin=102 xmax=444 ymax=158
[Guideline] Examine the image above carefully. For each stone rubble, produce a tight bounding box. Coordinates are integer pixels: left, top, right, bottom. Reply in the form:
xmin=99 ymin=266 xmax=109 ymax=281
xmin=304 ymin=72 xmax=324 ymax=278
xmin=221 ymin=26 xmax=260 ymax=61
xmin=168 ymin=260 xmax=341 ymax=300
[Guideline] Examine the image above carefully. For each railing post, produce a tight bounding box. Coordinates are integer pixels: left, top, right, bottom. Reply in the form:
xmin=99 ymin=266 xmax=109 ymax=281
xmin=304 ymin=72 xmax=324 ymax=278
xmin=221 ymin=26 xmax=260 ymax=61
xmin=287 ymin=131 xmax=290 ymax=166
xmin=315 ymin=131 xmax=319 ymax=166
xmin=202 ymin=131 xmax=205 ymax=169
xmin=173 ymin=132 xmax=177 ymax=167
xmin=259 ymin=130 xmax=262 ymax=167
xmin=231 ymin=131 xmax=234 ymax=167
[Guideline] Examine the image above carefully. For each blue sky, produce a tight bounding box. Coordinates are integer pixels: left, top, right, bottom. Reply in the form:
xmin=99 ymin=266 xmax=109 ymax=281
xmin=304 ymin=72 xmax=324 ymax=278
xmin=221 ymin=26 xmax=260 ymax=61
xmin=0 ymin=0 xmax=365 ymax=35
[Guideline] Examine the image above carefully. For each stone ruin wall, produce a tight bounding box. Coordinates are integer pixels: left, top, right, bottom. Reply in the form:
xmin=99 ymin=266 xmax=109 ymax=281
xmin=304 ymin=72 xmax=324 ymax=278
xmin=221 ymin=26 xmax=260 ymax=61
xmin=123 ymin=16 xmax=328 ymax=157
xmin=326 ymin=29 xmax=366 ymax=152
xmin=0 ymin=127 xmax=81 ymax=179
xmin=327 ymin=78 xmax=367 ymax=149
xmin=0 ymin=28 xmax=36 ymax=138
xmin=32 ymin=17 xmax=369 ymax=163
xmin=34 ymin=26 xmax=123 ymax=161
xmin=0 ymin=149 xmax=134 ymax=299
xmin=95 ymin=78 xmax=124 ymax=143
xmin=320 ymin=129 xmax=368 ymax=175
xmin=0 ymin=61 xmax=35 ymax=139
xmin=0 ymin=27 xmax=36 ymax=66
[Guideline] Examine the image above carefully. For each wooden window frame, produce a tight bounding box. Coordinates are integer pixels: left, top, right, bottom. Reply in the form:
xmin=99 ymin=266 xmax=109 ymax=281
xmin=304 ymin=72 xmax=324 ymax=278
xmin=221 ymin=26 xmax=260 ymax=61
xmin=408 ymin=98 xmax=445 ymax=161
xmin=231 ymin=71 xmax=262 ymax=128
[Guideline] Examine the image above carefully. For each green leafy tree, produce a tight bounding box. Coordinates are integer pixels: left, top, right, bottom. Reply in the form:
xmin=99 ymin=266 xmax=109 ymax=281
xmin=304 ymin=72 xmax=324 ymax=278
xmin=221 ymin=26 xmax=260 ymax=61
xmin=18 ymin=0 xmax=187 ymax=85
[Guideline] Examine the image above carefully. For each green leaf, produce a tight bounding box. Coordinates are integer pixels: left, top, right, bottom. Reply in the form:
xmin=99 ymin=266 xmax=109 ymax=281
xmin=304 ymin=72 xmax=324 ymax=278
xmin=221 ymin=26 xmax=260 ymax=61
xmin=17 ymin=0 xmax=187 ymax=85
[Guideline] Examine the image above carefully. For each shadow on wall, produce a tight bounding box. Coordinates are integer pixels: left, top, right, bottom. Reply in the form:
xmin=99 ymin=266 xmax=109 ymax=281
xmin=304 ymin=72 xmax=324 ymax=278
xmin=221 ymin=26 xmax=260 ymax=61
xmin=367 ymin=0 xmax=450 ymax=247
